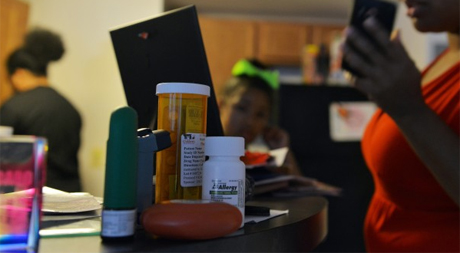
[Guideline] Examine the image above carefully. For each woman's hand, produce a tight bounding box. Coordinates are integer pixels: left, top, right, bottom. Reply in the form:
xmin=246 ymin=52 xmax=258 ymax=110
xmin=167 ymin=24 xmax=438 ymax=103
xmin=263 ymin=126 xmax=290 ymax=150
xmin=342 ymin=16 xmax=426 ymax=119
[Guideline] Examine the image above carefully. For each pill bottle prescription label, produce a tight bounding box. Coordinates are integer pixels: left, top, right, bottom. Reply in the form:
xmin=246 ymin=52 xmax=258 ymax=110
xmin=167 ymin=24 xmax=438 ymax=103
xmin=185 ymin=105 xmax=204 ymax=133
xmin=205 ymin=178 xmax=245 ymax=208
xmin=180 ymin=133 xmax=206 ymax=187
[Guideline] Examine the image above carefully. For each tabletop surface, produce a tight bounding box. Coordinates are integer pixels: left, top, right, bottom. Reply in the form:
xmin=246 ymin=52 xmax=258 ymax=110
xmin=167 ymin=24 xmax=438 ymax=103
xmin=39 ymin=196 xmax=328 ymax=252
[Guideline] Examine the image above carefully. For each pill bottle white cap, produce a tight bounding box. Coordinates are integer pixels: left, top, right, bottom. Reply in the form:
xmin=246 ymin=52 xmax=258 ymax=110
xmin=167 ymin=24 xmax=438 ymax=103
xmin=205 ymin=136 xmax=244 ymax=157
xmin=156 ymin=82 xmax=210 ymax=97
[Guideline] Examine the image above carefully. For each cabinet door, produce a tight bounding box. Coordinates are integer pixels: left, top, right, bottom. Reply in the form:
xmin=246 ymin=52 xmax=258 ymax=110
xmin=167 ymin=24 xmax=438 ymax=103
xmin=199 ymin=16 xmax=256 ymax=102
xmin=0 ymin=0 xmax=29 ymax=105
xmin=256 ymin=22 xmax=309 ymax=65
xmin=311 ymin=24 xmax=345 ymax=48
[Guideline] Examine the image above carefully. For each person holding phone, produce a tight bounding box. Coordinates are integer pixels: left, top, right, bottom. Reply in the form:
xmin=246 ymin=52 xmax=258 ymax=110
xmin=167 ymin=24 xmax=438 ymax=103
xmin=342 ymin=0 xmax=459 ymax=252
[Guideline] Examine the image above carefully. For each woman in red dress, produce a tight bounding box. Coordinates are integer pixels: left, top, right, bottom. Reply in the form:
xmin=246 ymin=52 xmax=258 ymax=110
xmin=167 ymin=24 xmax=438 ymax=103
xmin=343 ymin=0 xmax=459 ymax=252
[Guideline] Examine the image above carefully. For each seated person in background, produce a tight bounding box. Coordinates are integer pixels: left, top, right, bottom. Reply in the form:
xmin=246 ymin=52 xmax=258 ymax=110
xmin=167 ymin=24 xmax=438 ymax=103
xmin=0 ymin=27 xmax=82 ymax=192
xmin=218 ymin=59 xmax=301 ymax=176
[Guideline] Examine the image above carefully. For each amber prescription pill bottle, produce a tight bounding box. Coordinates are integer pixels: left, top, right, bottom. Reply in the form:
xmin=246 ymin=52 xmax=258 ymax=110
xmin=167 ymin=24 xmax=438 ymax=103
xmin=155 ymin=82 xmax=209 ymax=203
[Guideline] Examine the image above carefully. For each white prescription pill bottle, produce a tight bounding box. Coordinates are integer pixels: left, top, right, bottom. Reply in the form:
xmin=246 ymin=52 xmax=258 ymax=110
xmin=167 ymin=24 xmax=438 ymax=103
xmin=202 ymin=136 xmax=246 ymax=227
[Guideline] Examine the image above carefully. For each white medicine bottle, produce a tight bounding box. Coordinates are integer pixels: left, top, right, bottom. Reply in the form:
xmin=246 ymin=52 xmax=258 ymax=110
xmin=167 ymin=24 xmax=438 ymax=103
xmin=202 ymin=136 xmax=245 ymax=227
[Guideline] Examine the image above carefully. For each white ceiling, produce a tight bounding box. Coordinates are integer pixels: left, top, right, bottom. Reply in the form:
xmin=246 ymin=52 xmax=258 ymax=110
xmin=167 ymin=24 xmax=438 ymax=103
xmin=165 ymin=0 xmax=354 ymax=24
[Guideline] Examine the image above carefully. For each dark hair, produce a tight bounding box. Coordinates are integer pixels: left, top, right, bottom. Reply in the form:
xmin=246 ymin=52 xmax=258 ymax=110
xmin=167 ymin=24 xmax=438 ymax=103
xmin=7 ymin=27 xmax=65 ymax=76
xmin=222 ymin=58 xmax=275 ymax=103
xmin=221 ymin=75 xmax=275 ymax=106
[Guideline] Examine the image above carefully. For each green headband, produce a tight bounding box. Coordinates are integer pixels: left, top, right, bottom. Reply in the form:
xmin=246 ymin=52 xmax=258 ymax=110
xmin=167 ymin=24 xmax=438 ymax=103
xmin=231 ymin=59 xmax=279 ymax=90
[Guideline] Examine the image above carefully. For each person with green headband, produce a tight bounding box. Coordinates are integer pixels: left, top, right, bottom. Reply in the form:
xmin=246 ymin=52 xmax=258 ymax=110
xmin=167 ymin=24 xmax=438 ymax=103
xmin=218 ymin=59 xmax=301 ymax=176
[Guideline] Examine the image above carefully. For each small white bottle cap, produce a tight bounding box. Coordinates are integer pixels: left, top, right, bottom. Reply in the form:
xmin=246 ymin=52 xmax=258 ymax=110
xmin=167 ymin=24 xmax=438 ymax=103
xmin=205 ymin=136 xmax=245 ymax=157
xmin=0 ymin=126 xmax=13 ymax=137
xmin=156 ymin=82 xmax=210 ymax=97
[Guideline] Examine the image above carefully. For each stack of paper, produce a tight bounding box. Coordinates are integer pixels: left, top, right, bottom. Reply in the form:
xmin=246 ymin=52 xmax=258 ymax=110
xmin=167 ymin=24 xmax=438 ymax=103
xmin=40 ymin=187 xmax=102 ymax=237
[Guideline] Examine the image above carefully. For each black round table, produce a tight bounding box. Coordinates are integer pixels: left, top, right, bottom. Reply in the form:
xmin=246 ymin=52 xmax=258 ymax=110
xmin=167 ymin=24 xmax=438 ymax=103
xmin=39 ymin=196 xmax=328 ymax=252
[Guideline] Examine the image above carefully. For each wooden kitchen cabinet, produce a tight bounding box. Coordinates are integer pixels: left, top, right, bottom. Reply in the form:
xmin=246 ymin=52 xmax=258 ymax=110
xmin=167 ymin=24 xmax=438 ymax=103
xmin=198 ymin=15 xmax=345 ymax=102
xmin=311 ymin=24 xmax=345 ymax=47
xmin=199 ymin=16 xmax=257 ymax=99
xmin=256 ymin=21 xmax=309 ymax=66
xmin=0 ymin=0 xmax=29 ymax=105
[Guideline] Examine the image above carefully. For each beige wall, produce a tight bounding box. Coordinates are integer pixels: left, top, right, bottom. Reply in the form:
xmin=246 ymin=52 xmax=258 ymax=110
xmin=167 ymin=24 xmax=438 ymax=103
xmin=27 ymin=0 xmax=164 ymax=196
xmin=394 ymin=2 xmax=448 ymax=70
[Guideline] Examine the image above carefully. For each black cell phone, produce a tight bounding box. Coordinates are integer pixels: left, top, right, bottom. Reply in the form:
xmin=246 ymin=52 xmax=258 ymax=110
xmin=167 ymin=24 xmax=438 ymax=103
xmin=245 ymin=205 xmax=270 ymax=216
xmin=342 ymin=0 xmax=398 ymax=76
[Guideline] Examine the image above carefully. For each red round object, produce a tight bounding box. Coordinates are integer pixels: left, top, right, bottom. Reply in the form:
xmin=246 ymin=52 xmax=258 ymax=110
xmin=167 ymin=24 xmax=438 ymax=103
xmin=141 ymin=200 xmax=242 ymax=240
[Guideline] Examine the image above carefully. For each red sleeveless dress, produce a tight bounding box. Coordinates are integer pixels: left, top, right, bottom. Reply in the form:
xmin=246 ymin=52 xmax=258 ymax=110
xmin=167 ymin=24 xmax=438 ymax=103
xmin=361 ymin=52 xmax=460 ymax=252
